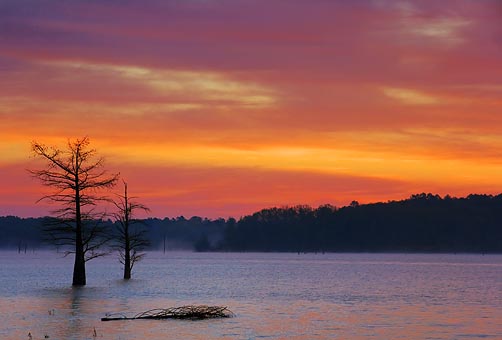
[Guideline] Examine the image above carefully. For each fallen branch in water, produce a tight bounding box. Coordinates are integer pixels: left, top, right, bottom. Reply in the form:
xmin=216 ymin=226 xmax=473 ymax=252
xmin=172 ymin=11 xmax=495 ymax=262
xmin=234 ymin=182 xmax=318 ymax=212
xmin=101 ymin=305 xmax=234 ymax=321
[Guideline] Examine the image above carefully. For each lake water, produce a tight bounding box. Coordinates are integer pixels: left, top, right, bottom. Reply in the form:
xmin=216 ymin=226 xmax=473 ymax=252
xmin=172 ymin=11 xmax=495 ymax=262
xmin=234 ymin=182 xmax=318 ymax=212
xmin=0 ymin=252 xmax=501 ymax=339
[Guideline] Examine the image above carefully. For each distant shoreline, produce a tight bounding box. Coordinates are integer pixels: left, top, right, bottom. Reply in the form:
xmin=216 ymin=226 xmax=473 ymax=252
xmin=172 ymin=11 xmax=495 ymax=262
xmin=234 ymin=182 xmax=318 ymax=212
xmin=2 ymin=193 xmax=502 ymax=253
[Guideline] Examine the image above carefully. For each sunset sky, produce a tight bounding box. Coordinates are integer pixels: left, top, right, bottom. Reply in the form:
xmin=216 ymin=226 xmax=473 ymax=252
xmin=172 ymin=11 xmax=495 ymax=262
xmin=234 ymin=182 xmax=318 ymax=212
xmin=1 ymin=0 xmax=502 ymax=218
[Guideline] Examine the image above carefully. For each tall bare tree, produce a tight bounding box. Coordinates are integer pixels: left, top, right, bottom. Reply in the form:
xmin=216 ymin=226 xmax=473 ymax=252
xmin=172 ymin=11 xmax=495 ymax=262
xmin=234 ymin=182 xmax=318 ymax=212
xmin=112 ymin=181 xmax=150 ymax=279
xmin=30 ymin=137 xmax=119 ymax=286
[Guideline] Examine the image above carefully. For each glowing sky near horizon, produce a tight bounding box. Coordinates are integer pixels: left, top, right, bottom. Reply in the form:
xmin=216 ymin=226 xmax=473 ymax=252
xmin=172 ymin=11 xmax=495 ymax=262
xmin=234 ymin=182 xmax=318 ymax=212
xmin=1 ymin=0 xmax=502 ymax=218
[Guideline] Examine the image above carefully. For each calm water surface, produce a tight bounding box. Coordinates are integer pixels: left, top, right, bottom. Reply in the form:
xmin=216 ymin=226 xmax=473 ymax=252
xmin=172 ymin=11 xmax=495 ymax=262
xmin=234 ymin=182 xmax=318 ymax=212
xmin=0 ymin=252 xmax=501 ymax=339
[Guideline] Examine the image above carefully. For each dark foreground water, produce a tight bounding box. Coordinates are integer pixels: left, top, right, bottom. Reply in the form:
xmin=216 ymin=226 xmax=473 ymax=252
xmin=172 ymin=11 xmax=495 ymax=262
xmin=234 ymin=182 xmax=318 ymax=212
xmin=0 ymin=252 xmax=501 ymax=339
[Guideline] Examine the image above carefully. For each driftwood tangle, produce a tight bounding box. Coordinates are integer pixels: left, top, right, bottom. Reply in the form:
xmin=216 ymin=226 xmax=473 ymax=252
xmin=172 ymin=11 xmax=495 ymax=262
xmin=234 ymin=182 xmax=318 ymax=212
xmin=101 ymin=305 xmax=234 ymax=321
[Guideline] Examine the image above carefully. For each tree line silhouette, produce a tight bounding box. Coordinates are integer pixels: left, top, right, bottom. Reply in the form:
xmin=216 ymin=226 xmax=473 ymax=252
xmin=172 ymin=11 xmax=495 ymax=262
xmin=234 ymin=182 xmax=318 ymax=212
xmin=0 ymin=215 xmax=225 ymax=251
xmin=2 ymin=193 xmax=502 ymax=254
xmin=220 ymin=193 xmax=502 ymax=253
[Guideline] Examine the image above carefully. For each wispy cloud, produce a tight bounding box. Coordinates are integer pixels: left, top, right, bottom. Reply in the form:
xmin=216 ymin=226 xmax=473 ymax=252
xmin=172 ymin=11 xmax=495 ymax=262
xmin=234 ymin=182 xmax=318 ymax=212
xmin=381 ymin=87 xmax=439 ymax=105
xmin=409 ymin=17 xmax=471 ymax=44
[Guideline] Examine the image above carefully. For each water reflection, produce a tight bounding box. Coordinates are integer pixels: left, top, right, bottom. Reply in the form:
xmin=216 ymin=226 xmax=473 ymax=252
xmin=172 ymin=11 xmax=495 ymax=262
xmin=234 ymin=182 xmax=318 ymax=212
xmin=24 ymin=287 xmax=96 ymax=339
xmin=0 ymin=252 xmax=501 ymax=339
xmin=61 ymin=287 xmax=88 ymax=339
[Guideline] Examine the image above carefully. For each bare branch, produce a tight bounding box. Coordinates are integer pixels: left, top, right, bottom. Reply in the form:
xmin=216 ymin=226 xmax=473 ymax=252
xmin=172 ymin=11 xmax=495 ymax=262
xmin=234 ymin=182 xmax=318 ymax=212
xmin=29 ymin=137 xmax=118 ymax=286
xmin=111 ymin=181 xmax=150 ymax=279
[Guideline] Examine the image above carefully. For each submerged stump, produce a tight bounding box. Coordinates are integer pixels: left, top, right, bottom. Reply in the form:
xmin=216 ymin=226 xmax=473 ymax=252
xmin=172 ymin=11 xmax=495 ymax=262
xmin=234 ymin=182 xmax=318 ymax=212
xmin=101 ymin=305 xmax=234 ymax=321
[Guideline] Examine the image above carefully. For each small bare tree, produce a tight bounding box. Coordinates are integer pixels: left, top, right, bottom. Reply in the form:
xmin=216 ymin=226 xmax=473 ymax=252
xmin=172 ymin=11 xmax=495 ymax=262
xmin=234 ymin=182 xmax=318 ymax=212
xmin=112 ymin=181 xmax=150 ymax=279
xmin=30 ymin=137 xmax=119 ymax=286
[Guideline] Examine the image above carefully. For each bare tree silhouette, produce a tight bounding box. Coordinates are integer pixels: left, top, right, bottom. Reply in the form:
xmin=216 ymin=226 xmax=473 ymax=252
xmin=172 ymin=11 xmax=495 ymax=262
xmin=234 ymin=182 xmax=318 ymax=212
xmin=112 ymin=181 xmax=150 ymax=279
xmin=30 ymin=137 xmax=119 ymax=285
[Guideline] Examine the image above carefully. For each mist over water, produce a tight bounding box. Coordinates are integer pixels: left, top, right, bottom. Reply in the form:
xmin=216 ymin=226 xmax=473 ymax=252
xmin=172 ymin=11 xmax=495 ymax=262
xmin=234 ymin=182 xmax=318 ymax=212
xmin=1 ymin=252 xmax=501 ymax=339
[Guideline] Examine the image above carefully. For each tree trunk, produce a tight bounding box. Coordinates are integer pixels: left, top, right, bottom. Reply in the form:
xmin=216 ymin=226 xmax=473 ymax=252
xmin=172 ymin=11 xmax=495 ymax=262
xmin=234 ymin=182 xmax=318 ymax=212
xmin=73 ymin=238 xmax=86 ymax=285
xmin=123 ymin=241 xmax=131 ymax=279
xmin=123 ymin=183 xmax=132 ymax=280
xmin=73 ymin=180 xmax=86 ymax=286
xmin=124 ymin=254 xmax=131 ymax=279
xmin=124 ymin=223 xmax=131 ymax=279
